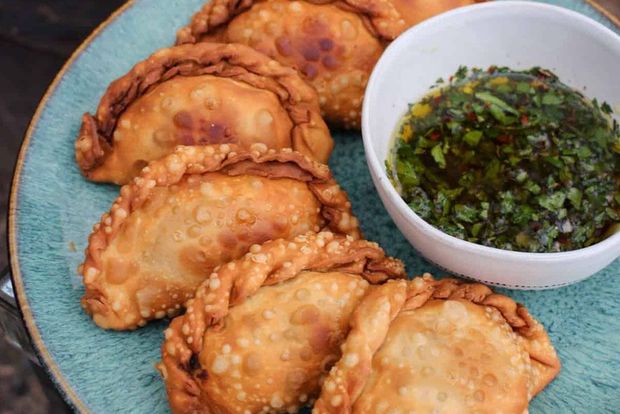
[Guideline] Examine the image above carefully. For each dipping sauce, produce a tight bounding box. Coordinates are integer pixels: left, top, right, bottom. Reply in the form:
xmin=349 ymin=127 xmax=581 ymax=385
xmin=389 ymin=66 xmax=620 ymax=252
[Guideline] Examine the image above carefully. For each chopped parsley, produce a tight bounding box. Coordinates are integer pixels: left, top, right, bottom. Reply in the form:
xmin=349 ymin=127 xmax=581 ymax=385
xmin=388 ymin=66 xmax=620 ymax=252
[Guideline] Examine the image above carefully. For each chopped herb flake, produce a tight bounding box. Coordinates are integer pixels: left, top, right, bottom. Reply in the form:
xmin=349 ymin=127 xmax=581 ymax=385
xmin=390 ymin=66 xmax=620 ymax=252
xmin=431 ymin=144 xmax=446 ymax=168
xmin=463 ymin=130 xmax=483 ymax=147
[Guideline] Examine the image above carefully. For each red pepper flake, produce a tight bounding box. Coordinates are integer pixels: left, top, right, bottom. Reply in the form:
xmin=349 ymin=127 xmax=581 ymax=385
xmin=557 ymin=235 xmax=571 ymax=245
xmin=496 ymin=135 xmax=513 ymax=144
xmin=430 ymin=131 xmax=441 ymax=141
xmin=467 ymin=112 xmax=477 ymax=122
xmin=520 ymin=114 xmax=529 ymax=125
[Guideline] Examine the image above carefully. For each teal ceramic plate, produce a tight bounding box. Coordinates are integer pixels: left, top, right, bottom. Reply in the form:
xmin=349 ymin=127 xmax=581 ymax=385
xmin=9 ymin=0 xmax=620 ymax=412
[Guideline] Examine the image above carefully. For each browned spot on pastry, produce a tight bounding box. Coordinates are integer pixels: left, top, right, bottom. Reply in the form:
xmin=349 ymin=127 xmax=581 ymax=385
xmin=217 ymin=231 xmax=237 ymax=250
xmin=302 ymin=63 xmax=318 ymax=79
xmin=322 ymin=55 xmax=338 ymax=69
xmin=309 ymin=324 xmax=332 ymax=352
xmin=173 ymin=111 xmax=194 ymax=129
xmin=75 ymin=43 xmax=333 ymax=184
xmin=177 ymin=133 xmax=195 ymax=146
xmin=205 ymin=123 xmax=229 ymax=144
xmin=318 ymin=38 xmax=334 ymax=51
xmin=275 ymin=36 xmax=294 ymax=56
xmin=132 ymin=160 xmax=148 ymax=176
xmin=301 ymin=45 xmax=321 ymax=62
xmin=290 ymin=304 xmax=320 ymax=325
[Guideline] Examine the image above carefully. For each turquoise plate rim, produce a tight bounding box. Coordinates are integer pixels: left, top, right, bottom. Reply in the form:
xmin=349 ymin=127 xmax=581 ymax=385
xmin=7 ymin=1 xmax=620 ymax=412
xmin=8 ymin=1 xmax=137 ymax=412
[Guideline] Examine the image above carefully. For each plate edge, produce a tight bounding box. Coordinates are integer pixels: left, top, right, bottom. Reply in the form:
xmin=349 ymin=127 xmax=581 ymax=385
xmin=585 ymin=0 xmax=620 ymax=28
xmin=6 ymin=0 xmax=618 ymax=412
xmin=8 ymin=1 xmax=139 ymax=412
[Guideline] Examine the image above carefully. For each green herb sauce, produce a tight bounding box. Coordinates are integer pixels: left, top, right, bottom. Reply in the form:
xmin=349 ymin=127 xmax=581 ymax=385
xmin=389 ymin=66 xmax=620 ymax=252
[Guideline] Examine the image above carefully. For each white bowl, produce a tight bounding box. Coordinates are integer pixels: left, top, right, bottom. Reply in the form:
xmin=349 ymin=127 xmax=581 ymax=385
xmin=362 ymin=1 xmax=620 ymax=289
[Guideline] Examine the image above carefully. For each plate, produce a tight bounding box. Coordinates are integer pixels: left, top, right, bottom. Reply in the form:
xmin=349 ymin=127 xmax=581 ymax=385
xmin=9 ymin=0 xmax=620 ymax=412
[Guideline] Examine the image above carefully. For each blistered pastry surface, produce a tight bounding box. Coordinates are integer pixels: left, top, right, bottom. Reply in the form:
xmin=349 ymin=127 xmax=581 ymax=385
xmin=80 ymin=146 xmax=361 ymax=330
xmin=159 ymin=231 xmax=405 ymax=413
xmin=313 ymin=277 xmax=560 ymax=414
xmin=75 ymin=42 xmax=333 ymax=184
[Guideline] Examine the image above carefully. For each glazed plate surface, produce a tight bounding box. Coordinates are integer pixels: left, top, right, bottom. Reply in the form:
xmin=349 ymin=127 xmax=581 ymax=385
xmin=9 ymin=0 xmax=620 ymax=412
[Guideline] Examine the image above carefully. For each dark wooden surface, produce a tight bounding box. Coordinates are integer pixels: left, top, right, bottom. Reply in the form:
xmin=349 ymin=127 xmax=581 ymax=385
xmin=0 ymin=2 xmax=124 ymax=412
xmin=0 ymin=0 xmax=617 ymax=413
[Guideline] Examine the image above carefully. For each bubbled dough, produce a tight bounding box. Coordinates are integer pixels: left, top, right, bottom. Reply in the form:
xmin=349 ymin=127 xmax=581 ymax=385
xmin=95 ymin=173 xmax=321 ymax=329
xmin=215 ymin=0 xmax=384 ymax=129
xmin=197 ymin=271 xmax=370 ymax=413
xmin=353 ymin=299 xmax=531 ymax=414
xmin=94 ymin=75 xmax=294 ymax=184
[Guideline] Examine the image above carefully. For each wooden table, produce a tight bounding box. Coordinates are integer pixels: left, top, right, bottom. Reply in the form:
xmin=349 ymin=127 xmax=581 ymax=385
xmin=0 ymin=2 xmax=123 ymax=412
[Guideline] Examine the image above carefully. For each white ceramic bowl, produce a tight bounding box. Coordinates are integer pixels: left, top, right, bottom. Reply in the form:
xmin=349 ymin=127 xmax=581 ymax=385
xmin=362 ymin=1 xmax=620 ymax=289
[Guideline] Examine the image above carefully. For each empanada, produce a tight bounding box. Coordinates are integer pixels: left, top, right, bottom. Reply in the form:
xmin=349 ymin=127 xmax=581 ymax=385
xmin=159 ymin=231 xmax=407 ymax=414
xmin=176 ymin=0 xmax=405 ymax=129
xmin=80 ymin=145 xmax=360 ymax=330
xmin=75 ymin=43 xmax=332 ymax=184
xmin=314 ymin=277 xmax=561 ymax=414
xmin=388 ymin=0 xmax=483 ymax=28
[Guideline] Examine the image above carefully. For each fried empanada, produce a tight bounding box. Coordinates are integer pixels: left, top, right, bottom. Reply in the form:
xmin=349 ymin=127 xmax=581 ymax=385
xmin=75 ymin=43 xmax=333 ymax=184
xmin=80 ymin=145 xmax=360 ymax=330
xmin=176 ymin=0 xmax=405 ymax=129
xmin=314 ymin=277 xmax=561 ymax=414
xmin=388 ymin=0 xmax=483 ymax=28
xmin=159 ymin=231 xmax=406 ymax=414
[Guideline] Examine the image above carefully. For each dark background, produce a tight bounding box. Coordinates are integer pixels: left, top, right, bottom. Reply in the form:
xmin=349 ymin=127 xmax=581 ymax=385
xmin=0 ymin=2 xmax=123 ymax=412
xmin=0 ymin=0 xmax=618 ymax=413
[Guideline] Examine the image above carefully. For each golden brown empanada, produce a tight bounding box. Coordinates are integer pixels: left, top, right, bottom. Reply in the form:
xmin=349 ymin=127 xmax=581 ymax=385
xmin=80 ymin=145 xmax=360 ymax=330
xmin=314 ymin=277 xmax=561 ymax=414
xmin=159 ymin=231 xmax=406 ymax=414
xmin=388 ymin=0 xmax=483 ymax=28
xmin=176 ymin=0 xmax=405 ymax=129
xmin=75 ymin=42 xmax=332 ymax=184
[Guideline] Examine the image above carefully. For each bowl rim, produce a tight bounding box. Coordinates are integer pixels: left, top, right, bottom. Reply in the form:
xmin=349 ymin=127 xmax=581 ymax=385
xmin=362 ymin=0 xmax=620 ymax=262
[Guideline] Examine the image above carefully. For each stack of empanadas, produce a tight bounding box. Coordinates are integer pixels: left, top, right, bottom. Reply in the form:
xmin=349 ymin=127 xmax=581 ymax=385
xmin=76 ymin=1 xmax=483 ymax=183
xmin=175 ymin=0 xmax=483 ymax=129
xmin=80 ymin=145 xmax=359 ymax=329
xmin=159 ymin=232 xmax=407 ymax=413
xmin=154 ymin=232 xmax=560 ymax=413
xmin=73 ymin=1 xmax=559 ymax=413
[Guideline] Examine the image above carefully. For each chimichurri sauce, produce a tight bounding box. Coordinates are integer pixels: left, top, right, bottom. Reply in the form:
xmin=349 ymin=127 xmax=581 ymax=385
xmin=389 ymin=66 xmax=620 ymax=252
